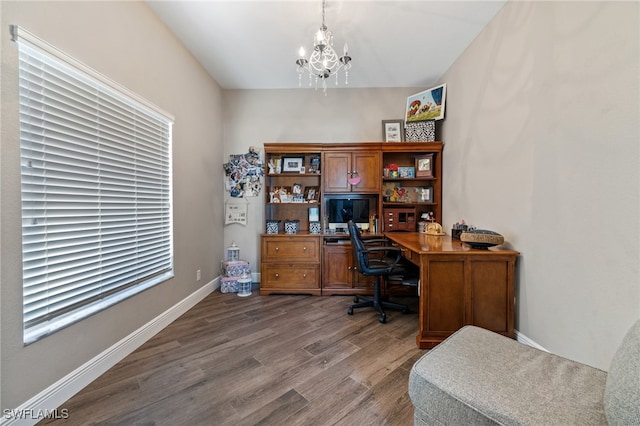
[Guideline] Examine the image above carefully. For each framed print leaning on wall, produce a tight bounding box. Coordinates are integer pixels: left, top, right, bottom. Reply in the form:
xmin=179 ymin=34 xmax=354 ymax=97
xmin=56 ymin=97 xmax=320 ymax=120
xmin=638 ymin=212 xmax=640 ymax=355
xmin=382 ymin=119 xmax=404 ymax=142
xmin=406 ymin=84 xmax=446 ymax=123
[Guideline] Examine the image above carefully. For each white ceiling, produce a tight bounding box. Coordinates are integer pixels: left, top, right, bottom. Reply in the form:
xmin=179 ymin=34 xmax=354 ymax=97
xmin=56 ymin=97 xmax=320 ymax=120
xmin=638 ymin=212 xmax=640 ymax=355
xmin=147 ymin=0 xmax=507 ymax=90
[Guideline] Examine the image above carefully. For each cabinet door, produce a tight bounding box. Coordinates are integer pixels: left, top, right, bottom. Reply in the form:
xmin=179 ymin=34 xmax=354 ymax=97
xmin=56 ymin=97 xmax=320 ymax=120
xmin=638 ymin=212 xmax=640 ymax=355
xmin=322 ymin=245 xmax=352 ymax=289
xmin=322 ymin=244 xmax=375 ymax=294
xmin=323 ymin=151 xmax=380 ymax=193
xmin=351 ymin=152 xmax=380 ymax=193
xmin=323 ymin=152 xmax=350 ymax=192
xmin=352 ymin=264 xmax=375 ymax=289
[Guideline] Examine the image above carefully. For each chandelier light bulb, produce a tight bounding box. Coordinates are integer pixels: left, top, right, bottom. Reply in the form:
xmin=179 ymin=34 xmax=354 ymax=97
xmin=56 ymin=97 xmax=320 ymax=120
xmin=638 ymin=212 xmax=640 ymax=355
xmin=299 ymin=46 xmax=306 ymax=58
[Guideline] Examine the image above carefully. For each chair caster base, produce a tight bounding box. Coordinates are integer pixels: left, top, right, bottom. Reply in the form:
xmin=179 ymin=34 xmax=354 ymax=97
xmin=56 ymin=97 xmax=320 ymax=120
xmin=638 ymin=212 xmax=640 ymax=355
xmin=347 ymin=307 xmax=354 ymax=315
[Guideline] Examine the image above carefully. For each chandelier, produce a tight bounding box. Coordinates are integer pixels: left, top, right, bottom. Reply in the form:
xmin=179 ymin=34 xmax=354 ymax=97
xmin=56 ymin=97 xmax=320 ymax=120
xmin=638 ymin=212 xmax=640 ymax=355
xmin=295 ymin=0 xmax=352 ymax=94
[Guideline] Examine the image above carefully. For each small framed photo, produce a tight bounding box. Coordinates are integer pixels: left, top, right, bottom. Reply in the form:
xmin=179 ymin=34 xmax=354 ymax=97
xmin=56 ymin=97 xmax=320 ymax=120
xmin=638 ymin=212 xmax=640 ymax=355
xmin=282 ymin=157 xmax=304 ymax=173
xmin=418 ymin=187 xmax=433 ymax=203
xmin=382 ymin=120 xmax=404 ymax=142
xmin=415 ymin=154 xmax=434 ymax=178
xmin=304 ymin=186 xmax=319 ymax=202
xmin=398 ymin=166 xmax=415 ymax=178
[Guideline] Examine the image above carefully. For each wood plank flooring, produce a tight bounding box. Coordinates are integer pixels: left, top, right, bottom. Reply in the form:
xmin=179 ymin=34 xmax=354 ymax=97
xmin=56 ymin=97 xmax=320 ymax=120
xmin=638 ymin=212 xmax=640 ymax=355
xmin=41 ymin=290 xmax=425 ymax=425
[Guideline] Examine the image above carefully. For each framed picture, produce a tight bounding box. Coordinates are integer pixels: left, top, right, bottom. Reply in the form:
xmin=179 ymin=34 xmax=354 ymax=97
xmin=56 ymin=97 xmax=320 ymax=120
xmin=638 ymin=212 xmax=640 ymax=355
xmin=304 ymin=186 xmax=319 ymax=202
xmin=415 ymin=154 xmax=434 ymax=178
xmin=418 ymin=187 xmax=433 ymax=203
xmin=398 ymin=166 xmax=415 ymax=178
xmin=406 ymin=83 xmax=446 ymax=123
xmin=308 ymin=156 xmax=321 ymax=173
xmin=382 ymin=119 xmax=404 ymax=142
xmin=282 ymin=157 xmax=303 ymax=173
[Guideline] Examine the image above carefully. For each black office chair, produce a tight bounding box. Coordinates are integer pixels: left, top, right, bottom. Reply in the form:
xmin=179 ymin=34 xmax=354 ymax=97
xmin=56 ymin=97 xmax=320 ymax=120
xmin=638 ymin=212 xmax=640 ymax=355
xmin=346 ymin=220 xmax=414 ymax=323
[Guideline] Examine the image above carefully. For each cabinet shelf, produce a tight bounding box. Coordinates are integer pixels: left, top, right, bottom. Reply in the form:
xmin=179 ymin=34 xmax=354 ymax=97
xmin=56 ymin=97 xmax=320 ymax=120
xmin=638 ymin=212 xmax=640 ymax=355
xmin=383 ymin=177 xmax=436 ymax=182
xmin=267 ymin=173 xmax=321 ymax=177
xmin=266 ymin=202 xmax=320 ymax=206
xmin=383 ymin=202 xmax=437 ymax=207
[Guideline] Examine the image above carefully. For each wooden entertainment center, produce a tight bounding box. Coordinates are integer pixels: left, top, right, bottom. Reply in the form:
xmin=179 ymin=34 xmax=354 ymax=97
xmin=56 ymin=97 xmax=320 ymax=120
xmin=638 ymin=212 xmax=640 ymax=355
xmin=261 ymin=142 xmax=443 ymax=296
xmin=260 ymin=142 xmax=518 ymax=347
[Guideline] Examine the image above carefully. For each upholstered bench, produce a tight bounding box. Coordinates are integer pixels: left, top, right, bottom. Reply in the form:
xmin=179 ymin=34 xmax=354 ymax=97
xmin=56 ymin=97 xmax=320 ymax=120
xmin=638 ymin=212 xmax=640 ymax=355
xmin=409 ymin=320 xmax=639 ymax=425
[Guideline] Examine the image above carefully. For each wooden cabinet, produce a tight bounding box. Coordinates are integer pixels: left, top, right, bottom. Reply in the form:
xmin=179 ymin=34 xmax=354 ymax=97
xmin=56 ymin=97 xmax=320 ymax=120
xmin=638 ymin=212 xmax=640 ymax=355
xmin=381 ymin=143 xmax=443 ymax=231
xmin=382 ymin=207 xmax=417 ymax=232
xmin=260 ymin=235 xmax=321 ymax=295
xmin=264 ymin=144 xmax=322 ymax=233
xmin=322 ymin=243 xmax=374 ymax=295
xmin=323 ymin=150 xmax=380 ymax=193
xmin=262 ymin=142 xmax=444 ymax=296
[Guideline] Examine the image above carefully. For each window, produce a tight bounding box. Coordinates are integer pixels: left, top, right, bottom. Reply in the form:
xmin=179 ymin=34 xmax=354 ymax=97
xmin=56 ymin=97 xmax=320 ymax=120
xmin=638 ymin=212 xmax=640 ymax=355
xmin=13 ymin=26 xmax=174 ymax=344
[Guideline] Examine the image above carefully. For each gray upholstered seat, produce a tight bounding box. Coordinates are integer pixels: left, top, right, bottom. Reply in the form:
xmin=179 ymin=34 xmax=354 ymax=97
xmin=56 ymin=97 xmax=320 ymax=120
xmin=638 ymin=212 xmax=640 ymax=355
xmin=409 ymin=320 xmax=640 ymax=425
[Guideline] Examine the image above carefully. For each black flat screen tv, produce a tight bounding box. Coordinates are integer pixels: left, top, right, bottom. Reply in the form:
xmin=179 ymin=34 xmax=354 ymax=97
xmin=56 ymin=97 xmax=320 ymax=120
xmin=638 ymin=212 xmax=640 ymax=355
xmin=326 ymin=195 xmax=377 ymax=230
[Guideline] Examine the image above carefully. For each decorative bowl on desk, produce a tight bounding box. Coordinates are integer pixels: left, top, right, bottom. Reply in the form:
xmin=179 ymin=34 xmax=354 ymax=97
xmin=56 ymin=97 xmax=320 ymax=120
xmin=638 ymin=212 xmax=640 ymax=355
xmin=460 ymin=229 xmax=504 ymax=249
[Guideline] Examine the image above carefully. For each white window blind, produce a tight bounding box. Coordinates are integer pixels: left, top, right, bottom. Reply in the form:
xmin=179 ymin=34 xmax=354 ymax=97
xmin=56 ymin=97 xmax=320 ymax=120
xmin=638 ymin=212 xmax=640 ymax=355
xmin=13 ymin=26 xmax=174 ymax=344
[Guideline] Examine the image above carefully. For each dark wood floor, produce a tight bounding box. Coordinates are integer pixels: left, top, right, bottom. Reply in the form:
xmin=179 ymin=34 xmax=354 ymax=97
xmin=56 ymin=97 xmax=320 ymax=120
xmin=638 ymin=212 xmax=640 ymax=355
xmin=41 ymin=290 xmax=424 ymax=425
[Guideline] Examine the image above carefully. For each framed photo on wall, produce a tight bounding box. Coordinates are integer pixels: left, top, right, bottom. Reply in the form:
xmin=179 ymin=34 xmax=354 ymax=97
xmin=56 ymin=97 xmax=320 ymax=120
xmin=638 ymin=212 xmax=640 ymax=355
xmin=415 ymin=154 xmax=434 ymax=178
xmin=382 ymin=119 xmax=404 ymax=142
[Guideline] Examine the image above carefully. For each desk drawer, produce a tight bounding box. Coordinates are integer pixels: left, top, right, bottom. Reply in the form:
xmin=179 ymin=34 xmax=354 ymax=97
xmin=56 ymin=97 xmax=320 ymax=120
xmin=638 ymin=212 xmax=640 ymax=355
xmin=261 ymin=264 xmax=320 ymax=289
xmin=262 ymin=236 xmax=320 ymax=262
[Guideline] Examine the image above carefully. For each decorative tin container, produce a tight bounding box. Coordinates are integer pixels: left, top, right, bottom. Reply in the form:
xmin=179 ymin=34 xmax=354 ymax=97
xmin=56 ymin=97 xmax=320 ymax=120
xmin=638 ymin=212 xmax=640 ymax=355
xmin=221 ymin=260 xmax=250 ymax=277
xmin=266 ymin=220 xmax=280 ymax=234
xmin=284 ymin=220 xmax=299 ymax=234
xmin=220 ymin=276 xmax=239 ymax=293
xmin=405 ymin=120 xmax=436 ymax=142
xmin=309 ymin=221 xmax=321 ymax=234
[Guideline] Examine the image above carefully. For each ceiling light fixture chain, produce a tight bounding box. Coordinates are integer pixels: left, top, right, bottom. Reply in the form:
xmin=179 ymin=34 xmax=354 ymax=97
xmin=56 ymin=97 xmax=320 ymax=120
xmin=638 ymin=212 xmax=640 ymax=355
xmin=295 ymin=0 xmax=352 ymax=95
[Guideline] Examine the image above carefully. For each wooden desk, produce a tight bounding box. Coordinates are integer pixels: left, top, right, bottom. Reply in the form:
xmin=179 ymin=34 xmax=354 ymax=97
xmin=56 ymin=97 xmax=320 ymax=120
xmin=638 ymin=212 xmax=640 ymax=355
xmin=385 ymin=233 xmax=519 ymax=349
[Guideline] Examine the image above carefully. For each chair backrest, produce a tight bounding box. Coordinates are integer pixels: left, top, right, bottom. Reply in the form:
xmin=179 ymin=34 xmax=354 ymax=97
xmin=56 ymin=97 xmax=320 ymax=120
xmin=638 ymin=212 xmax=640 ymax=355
xmin=348 ymin=220 xmax=393 ymax=276
xmin=604 ymin=318 xmax=640 ymax=425
xmin=347 ymin=220 xmax=367 ymax=263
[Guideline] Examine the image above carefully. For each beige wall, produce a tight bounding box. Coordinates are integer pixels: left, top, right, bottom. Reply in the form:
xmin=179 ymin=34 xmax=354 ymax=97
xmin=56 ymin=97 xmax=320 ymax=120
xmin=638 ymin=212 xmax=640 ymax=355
xmin=440 ymin=1 xmax=639 ymax=369
xmin=1 ymin=1 xmax=224 ymax=410
xmin=222 ymin=1 xmax=640 ymax=371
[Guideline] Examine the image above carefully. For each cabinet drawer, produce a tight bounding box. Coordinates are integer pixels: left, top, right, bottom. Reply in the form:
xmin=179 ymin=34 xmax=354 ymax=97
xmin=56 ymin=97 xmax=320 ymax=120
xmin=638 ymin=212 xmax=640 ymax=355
xmin=261 ymin=264 xmax=320 ymax=289
xmin=262 ymin=237 xmax=320 ymax=261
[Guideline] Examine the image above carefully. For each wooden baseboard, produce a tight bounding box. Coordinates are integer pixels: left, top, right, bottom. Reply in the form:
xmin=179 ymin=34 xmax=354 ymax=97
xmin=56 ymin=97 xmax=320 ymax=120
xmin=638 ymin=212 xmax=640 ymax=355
xmin=1 ymin=278 xmax=219 ymax=426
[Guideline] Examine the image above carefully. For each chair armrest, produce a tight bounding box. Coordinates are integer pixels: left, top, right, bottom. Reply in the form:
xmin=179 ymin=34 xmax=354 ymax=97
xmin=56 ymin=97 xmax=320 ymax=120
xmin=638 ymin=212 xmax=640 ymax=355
xmin=362 ymin=238 xmax=389 ymax=245
xmin=363 ymin=246 xmax=402 ymax=267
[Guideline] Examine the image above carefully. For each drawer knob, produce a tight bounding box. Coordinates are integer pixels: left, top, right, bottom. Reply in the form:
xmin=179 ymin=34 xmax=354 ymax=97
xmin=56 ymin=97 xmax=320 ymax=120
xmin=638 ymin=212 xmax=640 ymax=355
xmin=275 ymin=273 xmax=279 ymax=278
xmin=348 ymin=266 xmax=352 ymax=270
xmin=275 ymin=247 xmax=279 ymax=251
xmin=303 ymin=247 xmax=307 ymax=251
xmin=302 ymin=273 xmax=307 ymax=278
